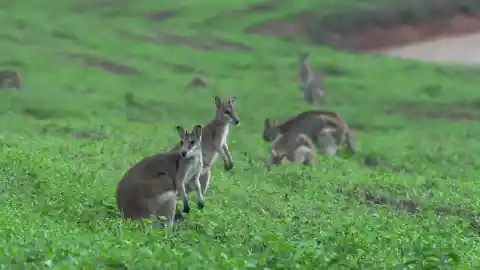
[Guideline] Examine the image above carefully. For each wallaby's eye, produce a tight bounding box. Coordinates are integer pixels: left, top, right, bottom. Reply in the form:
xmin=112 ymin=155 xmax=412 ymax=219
xmin=190 ymin=140 xmax=195 ymax=146
xmin=224 ymin=110 xmax=231 ymax=116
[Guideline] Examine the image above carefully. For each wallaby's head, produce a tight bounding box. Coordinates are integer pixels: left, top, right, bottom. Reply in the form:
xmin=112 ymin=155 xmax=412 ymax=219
xmin=263 ymin=118 xmax=281 ymax=142
xmin=176 ymin=125 xmax=203 ymax=158
xmin=298 ymin=52 xmax=310 ymax=63
xmin=215 ymin=96 xmax=240 ymax=125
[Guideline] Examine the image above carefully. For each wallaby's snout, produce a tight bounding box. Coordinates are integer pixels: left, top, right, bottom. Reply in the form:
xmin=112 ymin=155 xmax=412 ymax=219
xmin=180 ymin=150 xmax=187 ymax=157
xmin=232 ymin=117 xmax=240 ymax=126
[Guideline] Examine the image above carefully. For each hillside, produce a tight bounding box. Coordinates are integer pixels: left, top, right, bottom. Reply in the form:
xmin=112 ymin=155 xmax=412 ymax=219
xmin=0 ymin=0 xmax=479 ymax=268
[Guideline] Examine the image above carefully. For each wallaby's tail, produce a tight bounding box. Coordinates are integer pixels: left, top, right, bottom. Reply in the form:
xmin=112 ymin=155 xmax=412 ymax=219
xmin=345 ymin=131 xmax=356 ymax=154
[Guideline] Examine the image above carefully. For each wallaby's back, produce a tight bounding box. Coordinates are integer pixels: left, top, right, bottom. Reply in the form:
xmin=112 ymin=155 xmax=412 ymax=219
xmin=116 ymin=152 xmax=180 ymax=220
xmin=278 ymin=110 xmax=355 ymax=153
xmin=270 ymin=131 xmax=316 ymax=165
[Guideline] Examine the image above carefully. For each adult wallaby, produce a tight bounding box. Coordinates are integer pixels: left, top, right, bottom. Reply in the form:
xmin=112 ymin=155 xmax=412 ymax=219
xmin=171 ymin=96 xmax=241 ymax=199
xmin=116 ymin=125 xmax=204 ymax=227
xmin=263 ymin=110 xmax=356 ymax=155
xmin=298 ymin=52 xmax=325 ymax=104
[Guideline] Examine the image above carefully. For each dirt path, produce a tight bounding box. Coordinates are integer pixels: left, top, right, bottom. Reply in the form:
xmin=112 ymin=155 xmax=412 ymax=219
xmin=376 ymin=32 xmax=480 ymax=66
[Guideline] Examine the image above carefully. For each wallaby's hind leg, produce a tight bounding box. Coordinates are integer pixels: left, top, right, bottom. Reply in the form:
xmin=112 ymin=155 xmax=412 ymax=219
xmin=331 ymin=128 xmax=345 ymax=146
xmin=302 ymin=148 xmax=316 ymax=165
xmin=345 ymin=132 xmax=356 ymax=154
xmin=192 ymin=172 xmax=205 ymax=210
xmin=311 ymin=88 xmax=325 ymax=104
xmin=303 ymin=88 xmax=314 ymax=104
xmin=148 ymin=191 xmax=177 ymax=228
xmin=318 ymin=132 xmax=337 ymax=156
xmin=199 ymin=169 xmax=211 ymax=196
xmin=186 ymin=169 xmax=211 ymax=197
xmin=292 ymin=146 xmax=315 ymax=165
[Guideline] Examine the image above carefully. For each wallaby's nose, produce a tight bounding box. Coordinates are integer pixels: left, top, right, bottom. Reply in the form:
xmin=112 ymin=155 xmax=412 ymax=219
xmin=180 ymin=151 xmax=187 ymax=157
xmin=233 ymin=119 xmax=240 ymax=125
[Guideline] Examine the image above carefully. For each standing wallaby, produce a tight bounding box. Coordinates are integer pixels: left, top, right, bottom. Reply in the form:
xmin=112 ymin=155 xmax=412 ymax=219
xmin=171 ymin=96 xmax=240 ymax=199
xmin=298 ymin=52 xmax=325 ymax=104
xmin=263 ymin=110 xmax=356 ymax=155
xmin=116 ymin=125 xmax=205 ymax=227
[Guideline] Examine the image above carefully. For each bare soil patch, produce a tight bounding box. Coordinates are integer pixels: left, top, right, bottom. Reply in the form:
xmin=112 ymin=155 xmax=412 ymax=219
xmin=186 ymin=76 xmax=208 ymax=89
xmin=65 ymin=53 xmax=138 ymax=76
xmin=0 ymin=60 xmax=25 ymax=67
xmin=386 ymin=101 xmax=480 ymax=121
xmin=123 ymin=92 xmax=171 ymax=123
xmin=124 ymin=32 xmax=252 ymax=52
xmin=202 ymin=0 xmax=280 ymax=26
xmin=338 ymin=186 xmax=480 ymax=232
xmin=40 ymin=124 xmax=107 ymax=140
xmin=52 ymin=31 xmax=98 ymax=49
xmin=71 ymin=0 xmax=132 ymax=17
xmin=23 ymin=108 xmax=82 ymax=120
xmin=230 ymin=0 xmax=281 ymax=17
xmin=247 ymin=1 xmax=480 ymax=51
xmin=144 ymin=10 xmax=176 ymax=21
xmin=160 ymin=61 xmax=196 ymax=73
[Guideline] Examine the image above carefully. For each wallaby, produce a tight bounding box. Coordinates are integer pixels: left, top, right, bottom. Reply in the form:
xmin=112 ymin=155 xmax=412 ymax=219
xmin=269 ymin=131 xmax=318 ymax=167
xmin=171 ymin=96 xmax=240 ymax=199
xmin=298 ymin=52 xmax=325 ymax=104
xmin=0 ymin=69 xmax=22 ymax=90
xmin=116 ymin=125 xmax=205 ymax=227
xmin=263 ymin=110 xmax=356 ymax=154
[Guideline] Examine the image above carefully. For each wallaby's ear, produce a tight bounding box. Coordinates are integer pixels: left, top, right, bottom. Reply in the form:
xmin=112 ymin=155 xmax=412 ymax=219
xmin=192 ymin=125 xmax=202 ymax=139
xmin=264 ymin=119 xmax=272 ymax=127
xmin=175 ymin=125 xmax=186 ymax=137
xmin=228 ymin=96 xmax=236 ymax=105
xmin=215 ymin=96 xmax=222 ymax=108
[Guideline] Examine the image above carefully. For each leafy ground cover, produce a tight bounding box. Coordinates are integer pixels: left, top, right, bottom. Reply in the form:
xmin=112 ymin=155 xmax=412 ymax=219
xmin=0 ymin=0 xmax=479 ymax=268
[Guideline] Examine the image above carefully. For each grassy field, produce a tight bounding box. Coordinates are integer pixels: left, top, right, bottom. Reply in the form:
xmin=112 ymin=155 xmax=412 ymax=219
xmin=1 ymin=0 xmax=480 ymax=268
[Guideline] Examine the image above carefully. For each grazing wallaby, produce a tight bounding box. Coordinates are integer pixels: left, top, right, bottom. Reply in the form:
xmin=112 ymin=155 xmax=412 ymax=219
xmin=298 ymin=52 xmax=325 ymax=104
xmin=269 ymin=131 xmax=318 ymax=167
xmin=171 ymin=96 xmax=240 ymax=199
xmin=263 ymin=110 xmax=356 ymax=155
xmin=116 ymin=125 xmax=205 ymax=227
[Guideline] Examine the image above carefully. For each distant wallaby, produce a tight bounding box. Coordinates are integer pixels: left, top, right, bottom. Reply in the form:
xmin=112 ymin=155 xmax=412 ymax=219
xmin=298 ymin=52 xmax=325 ymax=104
xmin=171 ymin=96 xmax=240 ymax=198
xmin=269 ymin=131 xmax=319 ymax=167
xmin=116 ymin=125 xmax=205 ymax=227
xmin=0 ymin=70 xmax=22 ymax=90
xmin=263 ymin=110 xmax=356 ymax=155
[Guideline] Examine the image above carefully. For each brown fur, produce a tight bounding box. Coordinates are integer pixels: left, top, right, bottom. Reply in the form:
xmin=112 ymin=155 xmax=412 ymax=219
xmin=0 ymin=69 xmax=22 ymax=90
xmin=298 ymin=52 xmax=325 ymax=104
xmin=269 ymin=131 xmax=316 ymax=166
xmin=263 ymin=110 xmax=356 ymax=154
xmin=116 ymin=125 xmax=205 ymax=226
xmin=116 ymin=151 xmax=181 ymax=226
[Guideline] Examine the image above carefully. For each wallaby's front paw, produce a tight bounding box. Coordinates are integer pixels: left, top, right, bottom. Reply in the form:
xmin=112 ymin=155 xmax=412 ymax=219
xmin=174 ymin=212 xmax=185 ymax=221
xmin=183 ymin=202 xmax=191 ymax=214
xmin=224 ymin=163 xmax=233 ymax=172
xmin=197 ymin=201 xmax=205 ymax=210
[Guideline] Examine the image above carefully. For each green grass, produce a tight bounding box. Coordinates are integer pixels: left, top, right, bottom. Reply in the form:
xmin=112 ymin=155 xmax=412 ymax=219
xmin=1 ymin=0 xmax=480 ymax=268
